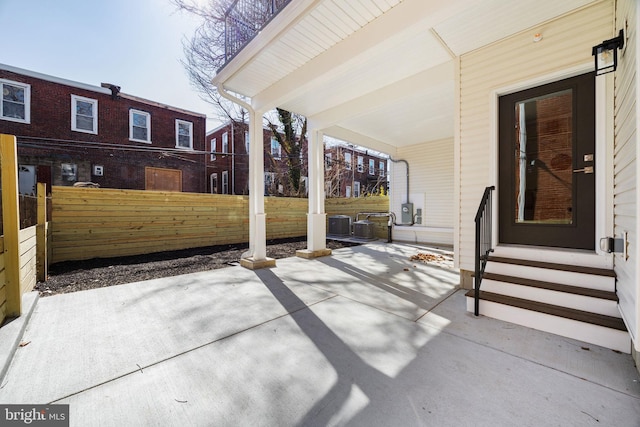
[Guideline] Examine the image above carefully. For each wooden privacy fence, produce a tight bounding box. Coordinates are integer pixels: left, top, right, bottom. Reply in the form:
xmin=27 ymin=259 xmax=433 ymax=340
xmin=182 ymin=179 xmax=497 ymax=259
xmin=325 ymin=196 xmax=391 ymax=239
xmin=1 ymin=134 xmax=48 ymax=325
xmin=50 ymin=186 xmax=389 ymax=263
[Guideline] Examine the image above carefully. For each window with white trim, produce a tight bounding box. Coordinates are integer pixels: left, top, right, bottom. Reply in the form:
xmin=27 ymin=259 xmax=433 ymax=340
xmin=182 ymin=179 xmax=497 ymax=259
xmin=222 ymin=132 xmax=229 ymax=153
xmin=1 ymin=79 xmax=30 ymax=123
xmin=210 ymin=138 xmax=217 ymax=161
xmin=176 ymin=119 xmax=193 ymax=149
xmin=379 ymin=161 xmax=385 ymax=177
xmin=346 ymin=185 xmax=351 ymax=198
xmin=222 ymin=171 xmax=229 ymax=194
xmin=325 ymin=153 xmax=332 ymax=170
xmin=130 ymin=109 xmax=151 ymax=143
xmin=354 ymin=181 xmax=361 ymax=197
xmin=210 ymin=173 xmax=218 ymax=194
xmin=61 ymin=163 xmax=77 ymax=182
xmin=71 ymin=95 xmax=97 ymax=134
xmin=265 ymin=172 xmax=276 ymax=193
xmin=344 ymin=152 xmax=352 ymax=170
xmin=271 ymin=137 xmax=281 ymax=158
xmin=369 ymin=159 xmax=375 ymax=175
xmin=357 ymin=156 xmax=364 ymax=173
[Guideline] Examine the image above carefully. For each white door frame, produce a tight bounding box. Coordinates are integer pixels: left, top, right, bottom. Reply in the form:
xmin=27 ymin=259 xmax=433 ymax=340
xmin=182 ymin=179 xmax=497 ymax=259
xmin=489 ymin=63 xmax=614 ymax=267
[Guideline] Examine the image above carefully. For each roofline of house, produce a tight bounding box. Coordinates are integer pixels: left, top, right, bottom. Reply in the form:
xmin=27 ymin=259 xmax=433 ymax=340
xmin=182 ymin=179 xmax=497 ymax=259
xmin=205 ymin=121 xmax=387 ymax=158
xmin=327 ymin=142 xmax=389 ymax=158
xmin=206 ymin=121 xmax=234 ymax=136
xmin=206 ymin=120 xmax=275 ymax=137
xmin=0 ymin=63 xmax=206 ymax=119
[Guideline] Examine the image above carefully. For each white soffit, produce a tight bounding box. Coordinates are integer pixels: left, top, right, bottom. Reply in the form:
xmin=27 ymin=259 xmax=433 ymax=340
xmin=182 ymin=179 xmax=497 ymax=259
xmin=280 ymin=28 xmax=452 ymax=118
xmin=224 ymin=0 xmax=403 ymax=97
xmin=218 ymin=0 xmax=601 ymax=150
xmin=308 ymin=61 xmax=456 ymax=148
xmin=433 ymin=0 xmax=597 ymax=55
xmin=339 ymin=81 xmax=455 ymax=147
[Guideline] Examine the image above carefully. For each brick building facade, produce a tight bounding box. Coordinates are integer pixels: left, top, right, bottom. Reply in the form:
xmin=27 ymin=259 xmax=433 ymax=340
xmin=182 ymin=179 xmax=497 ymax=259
xmin=324 ymin=144 xmax=388 ymax=198
xmin=206 ymin=121 xmax=388 ymax=198
xmin=206 ymin=121 xmax=252 ymax=195
xmin=0 ymin=64 xmax=207 ymax=194
xmin=207 ymin=121 xmax=309 ymax=196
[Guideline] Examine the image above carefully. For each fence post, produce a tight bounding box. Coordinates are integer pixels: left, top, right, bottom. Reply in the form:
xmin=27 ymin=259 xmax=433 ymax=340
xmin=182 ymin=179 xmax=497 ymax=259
xmin=1 ymin=134 xmax=22 ymax=317
xmin=36 ymin=182 xmax=47 ymax=282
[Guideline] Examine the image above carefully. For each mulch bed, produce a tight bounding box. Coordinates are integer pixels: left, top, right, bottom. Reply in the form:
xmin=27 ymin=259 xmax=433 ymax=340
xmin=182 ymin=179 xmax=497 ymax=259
xmin=35 ymin=238 xmax=359 ymax=297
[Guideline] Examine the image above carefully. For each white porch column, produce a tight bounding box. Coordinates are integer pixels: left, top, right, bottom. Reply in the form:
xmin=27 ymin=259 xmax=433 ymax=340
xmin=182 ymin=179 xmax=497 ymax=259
xmin=297 ymin=128 xmax=331 ymax=259
xmin=240 ymin=109 xmax=275 ymax=269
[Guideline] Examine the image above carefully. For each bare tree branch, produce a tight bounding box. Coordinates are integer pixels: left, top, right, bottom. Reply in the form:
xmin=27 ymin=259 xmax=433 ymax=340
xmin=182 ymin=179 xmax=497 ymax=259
xmin=173 ymin=0 xmax=309 ymax=196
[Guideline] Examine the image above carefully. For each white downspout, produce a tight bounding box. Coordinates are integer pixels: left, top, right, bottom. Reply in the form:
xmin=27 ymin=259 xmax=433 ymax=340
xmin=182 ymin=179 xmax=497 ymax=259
xmin=231 ymin=121 xmax=235 ymax=195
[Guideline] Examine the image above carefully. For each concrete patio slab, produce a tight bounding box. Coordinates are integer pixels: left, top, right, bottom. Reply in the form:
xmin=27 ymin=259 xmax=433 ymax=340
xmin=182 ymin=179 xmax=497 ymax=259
xmin=0 ymin=243 xmax=638 ymax=426
xmin=0 ymin=265 xmax=334 ymax=404
xmin=58 ymin=293 xmax=640 ymax=426
xmin=276 ymin=243 xmax=459 ymax=322
xmin=419 ymin=289 xmax=640 ymax=400
xmin=0 ymin=291 xmax=38 ymax=382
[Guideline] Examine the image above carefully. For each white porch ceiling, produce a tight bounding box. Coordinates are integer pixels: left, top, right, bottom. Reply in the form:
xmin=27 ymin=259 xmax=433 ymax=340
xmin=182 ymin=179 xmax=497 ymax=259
xmin=214 ymin=0 xmax=597 ymax=152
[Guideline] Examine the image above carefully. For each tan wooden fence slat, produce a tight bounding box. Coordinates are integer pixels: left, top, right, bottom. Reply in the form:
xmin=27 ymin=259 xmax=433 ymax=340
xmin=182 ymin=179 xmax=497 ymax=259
xmin=36 ymin=183 xmax=48 ymax=281
xmin=50 ymin=186 xmax=389 ymax=263
xmin=1 ymin=134 xmax=21 ymax=318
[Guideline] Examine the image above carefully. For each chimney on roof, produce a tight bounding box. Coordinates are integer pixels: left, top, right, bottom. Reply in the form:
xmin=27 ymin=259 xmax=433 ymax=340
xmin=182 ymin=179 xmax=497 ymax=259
xmin=101 ymin=83 xmax=121 ymax=100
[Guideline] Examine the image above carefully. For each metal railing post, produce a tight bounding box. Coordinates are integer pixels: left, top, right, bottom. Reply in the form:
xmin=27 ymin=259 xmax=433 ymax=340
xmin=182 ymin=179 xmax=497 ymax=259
xmin=222 ymin=0 xmax=292 ymax=64
xmin=474 ymin=186 xmax=495 ymax=317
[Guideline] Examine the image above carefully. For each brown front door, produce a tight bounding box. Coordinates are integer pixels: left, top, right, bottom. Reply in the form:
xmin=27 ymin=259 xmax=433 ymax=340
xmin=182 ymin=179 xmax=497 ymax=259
xmin=498 ymin=72 xmax=595 ymax=250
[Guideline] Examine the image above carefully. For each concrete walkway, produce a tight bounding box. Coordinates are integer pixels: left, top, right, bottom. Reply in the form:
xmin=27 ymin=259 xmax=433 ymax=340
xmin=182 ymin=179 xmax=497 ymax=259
xmin=1 ymin=243 xmax=639 ymax=426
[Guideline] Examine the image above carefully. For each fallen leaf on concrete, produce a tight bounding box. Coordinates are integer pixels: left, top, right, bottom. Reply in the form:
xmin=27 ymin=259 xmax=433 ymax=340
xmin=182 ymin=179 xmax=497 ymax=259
xmin=409 ymin=253 xmax=448 ymax=263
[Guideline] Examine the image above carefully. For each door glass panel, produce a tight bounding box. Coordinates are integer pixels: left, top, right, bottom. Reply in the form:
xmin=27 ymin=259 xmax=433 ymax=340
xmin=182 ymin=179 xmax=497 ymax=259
xmin=514 ymin=89 xmax=573 ymax=224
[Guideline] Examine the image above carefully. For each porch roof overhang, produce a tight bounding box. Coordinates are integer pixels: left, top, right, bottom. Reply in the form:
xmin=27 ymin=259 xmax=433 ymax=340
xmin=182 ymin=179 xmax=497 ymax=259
xmin=213 ymin=0 xmax=598 ymax=152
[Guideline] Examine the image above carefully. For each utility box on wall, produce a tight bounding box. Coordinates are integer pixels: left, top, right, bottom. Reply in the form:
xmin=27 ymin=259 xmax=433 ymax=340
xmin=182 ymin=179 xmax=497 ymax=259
xmin=401 ymin=203 xmax=413 ymax=224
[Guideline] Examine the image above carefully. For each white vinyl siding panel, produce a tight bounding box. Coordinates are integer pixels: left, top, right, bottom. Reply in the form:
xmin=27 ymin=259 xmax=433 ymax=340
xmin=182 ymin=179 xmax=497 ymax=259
xmin=392 ymin=138 xmax=454 ymax=244
xmin=613 ymin=0 xmax=638 ymax=346
xmin=458 ymin=1 xmax=614 ymax=271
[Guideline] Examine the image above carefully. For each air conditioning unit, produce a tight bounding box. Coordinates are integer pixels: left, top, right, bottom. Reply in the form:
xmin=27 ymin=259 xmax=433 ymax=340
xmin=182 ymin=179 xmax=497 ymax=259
xmin=328 ymin=215 xmax=351 ymax=237
xmin=353 ymin=220 xmax=376 ymax=240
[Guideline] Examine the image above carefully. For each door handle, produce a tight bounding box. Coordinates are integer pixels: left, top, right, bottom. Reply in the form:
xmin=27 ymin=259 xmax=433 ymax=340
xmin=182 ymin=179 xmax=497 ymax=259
xmin=573 ymin=166 xmax=594 ymax=174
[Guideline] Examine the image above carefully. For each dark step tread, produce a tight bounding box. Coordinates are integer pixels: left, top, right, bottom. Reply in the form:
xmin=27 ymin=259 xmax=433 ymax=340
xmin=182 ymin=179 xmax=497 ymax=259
xmin=487 ymin=256 xmax=616 ymax=277
xmin=483 ymin=272 xmax=618 ymax=301
xmin=465 ymin=290 xmax=627 ymax=331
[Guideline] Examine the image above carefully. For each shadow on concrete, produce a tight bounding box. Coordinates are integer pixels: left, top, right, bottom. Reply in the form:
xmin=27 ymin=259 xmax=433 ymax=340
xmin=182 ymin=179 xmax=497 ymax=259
xmin=255 ymin=268 xmax=426 ymax=426
xmin=317 ymin=255 xmax=456 ymax=316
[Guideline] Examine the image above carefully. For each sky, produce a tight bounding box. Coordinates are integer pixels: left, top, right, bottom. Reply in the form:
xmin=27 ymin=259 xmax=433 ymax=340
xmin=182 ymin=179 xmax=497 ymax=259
xmin=0 ymin=0 xmax=221 ymax=130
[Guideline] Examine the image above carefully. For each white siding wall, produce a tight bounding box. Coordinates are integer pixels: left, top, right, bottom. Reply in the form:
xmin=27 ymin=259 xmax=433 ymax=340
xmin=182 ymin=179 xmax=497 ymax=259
xmin=614 ymin=0 xmax=638 ymax=348
xmin=458 ymin=1 xmax=614 ymax=270
xmin=391 ymin=138 xmax=454 ymax=245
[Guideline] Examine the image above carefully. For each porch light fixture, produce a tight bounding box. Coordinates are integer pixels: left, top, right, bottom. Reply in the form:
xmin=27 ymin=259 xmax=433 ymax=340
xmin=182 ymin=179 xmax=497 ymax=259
xmin=592 ymin=29 xmax=624 ymax=76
